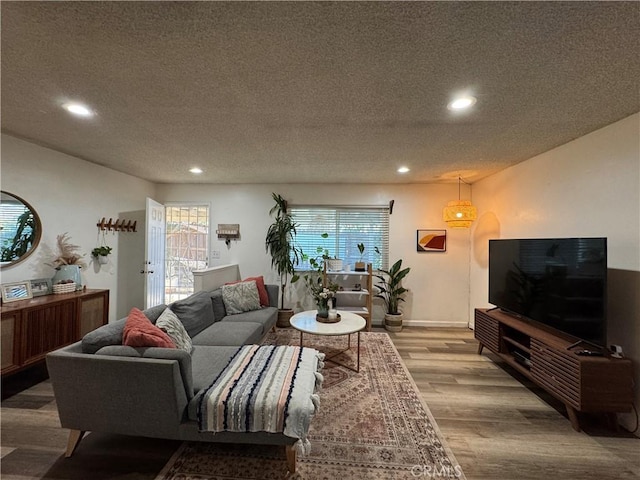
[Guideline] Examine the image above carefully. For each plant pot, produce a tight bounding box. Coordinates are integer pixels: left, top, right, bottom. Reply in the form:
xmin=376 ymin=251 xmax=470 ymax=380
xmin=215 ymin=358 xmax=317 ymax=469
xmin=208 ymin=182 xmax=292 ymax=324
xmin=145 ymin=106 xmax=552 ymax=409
xmin=52 ymin=265 xmax=82 ymax=291
xmin=98 ymin=255 xmax=108 ymax=265
xmin=354 ymin=261 xmax=366 ymax=272
xmin=316 ymin=303 xmax=329 ymax=318
xmin=384 ymin=312 xmax=403 ymax=332
xmin=277 ymin=309 xmax=295 ymax=328
xmin=326 ymin=259 xmax=343 ymax=271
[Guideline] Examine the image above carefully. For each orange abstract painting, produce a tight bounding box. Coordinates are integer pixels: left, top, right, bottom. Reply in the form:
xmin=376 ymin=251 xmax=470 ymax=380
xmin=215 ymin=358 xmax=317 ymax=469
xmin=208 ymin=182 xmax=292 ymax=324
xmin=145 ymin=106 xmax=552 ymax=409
xmin=417 ymin=229 xmax=446 ymax=252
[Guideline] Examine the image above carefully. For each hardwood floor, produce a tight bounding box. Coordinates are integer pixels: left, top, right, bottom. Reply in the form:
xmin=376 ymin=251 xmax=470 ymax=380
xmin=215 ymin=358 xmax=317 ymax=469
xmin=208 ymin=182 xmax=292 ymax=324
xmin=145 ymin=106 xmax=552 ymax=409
xmin=388 ymin=327 xmax=640 ymax=480
xmin=1 ymin=327 xmax=638 ymax=479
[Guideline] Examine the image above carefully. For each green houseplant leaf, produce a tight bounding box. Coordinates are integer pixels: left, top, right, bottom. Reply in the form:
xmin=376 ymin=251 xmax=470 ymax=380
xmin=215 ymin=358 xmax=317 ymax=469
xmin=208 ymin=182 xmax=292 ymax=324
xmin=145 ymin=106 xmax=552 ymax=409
xmin=374 ymin=259 xmax=411 ymax=315
xmin=265 ymin=193 xmax=302 ymax=310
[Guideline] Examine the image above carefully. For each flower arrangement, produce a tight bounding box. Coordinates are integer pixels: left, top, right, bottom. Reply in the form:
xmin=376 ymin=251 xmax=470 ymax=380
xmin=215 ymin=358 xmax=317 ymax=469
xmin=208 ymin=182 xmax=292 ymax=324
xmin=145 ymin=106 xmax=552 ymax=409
xmin=310 ymin=284 xmax=338 ymax=308
xmin=307 ymin=281 xmax=339 ymax=317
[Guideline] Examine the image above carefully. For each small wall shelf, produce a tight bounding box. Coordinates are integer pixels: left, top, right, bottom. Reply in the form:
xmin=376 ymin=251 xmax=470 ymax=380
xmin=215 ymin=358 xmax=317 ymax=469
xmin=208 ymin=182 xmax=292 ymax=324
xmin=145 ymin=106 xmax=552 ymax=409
xmin=216 ymin=224 xmax=240 ymax=245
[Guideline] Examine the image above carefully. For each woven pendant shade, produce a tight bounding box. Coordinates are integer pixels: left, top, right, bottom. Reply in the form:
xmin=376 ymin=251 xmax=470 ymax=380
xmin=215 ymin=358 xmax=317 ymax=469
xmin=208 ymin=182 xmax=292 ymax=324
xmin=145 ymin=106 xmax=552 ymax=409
xmin=443 ymin=175 xmax=477 ymax=228
xmin=443 ymin=200 xmax=477 ymax=228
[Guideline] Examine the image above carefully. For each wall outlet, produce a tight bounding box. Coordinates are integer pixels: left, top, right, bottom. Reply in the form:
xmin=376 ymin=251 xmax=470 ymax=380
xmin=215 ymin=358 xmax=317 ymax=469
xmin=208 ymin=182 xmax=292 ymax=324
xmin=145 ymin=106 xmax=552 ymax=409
xmin=211 ymin=250 xmax=221 ymax=259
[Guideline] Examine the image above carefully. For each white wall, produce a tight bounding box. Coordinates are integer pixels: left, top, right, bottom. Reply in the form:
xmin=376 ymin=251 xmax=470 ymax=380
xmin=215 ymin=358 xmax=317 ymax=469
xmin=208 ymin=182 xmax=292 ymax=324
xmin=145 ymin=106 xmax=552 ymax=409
xmin=156 ymin=183 xmax=472 ymax=327
xmin=0 ymin=134 xmax=157 ymax=321
xmin=469 ymin=113 xmax=640 ymax=433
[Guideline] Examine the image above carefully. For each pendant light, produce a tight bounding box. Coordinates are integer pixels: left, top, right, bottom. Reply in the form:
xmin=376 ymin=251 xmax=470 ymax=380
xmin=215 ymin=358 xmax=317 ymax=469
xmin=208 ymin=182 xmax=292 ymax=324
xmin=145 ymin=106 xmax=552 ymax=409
xmin=443 ymin=176 xmax=477 ymax=228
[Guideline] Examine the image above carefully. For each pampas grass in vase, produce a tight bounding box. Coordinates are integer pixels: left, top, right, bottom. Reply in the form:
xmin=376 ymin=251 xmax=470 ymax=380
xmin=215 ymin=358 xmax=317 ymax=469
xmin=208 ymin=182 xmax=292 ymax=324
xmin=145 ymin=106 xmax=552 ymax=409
xmin=49 ymin=233 xmax=86 ymax=290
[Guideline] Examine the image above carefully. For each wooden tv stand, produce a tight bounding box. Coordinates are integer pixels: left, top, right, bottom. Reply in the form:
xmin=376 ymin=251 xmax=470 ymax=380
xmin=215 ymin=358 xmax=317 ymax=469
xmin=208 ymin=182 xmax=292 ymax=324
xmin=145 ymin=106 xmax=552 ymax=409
xmin=474 ymin=308 xmax=633 ymax=431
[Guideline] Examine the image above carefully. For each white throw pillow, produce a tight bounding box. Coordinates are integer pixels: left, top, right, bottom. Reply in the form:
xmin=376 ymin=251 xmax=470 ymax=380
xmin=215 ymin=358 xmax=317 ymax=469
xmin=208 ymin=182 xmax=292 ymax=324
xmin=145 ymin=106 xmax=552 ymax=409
xmin=156 ymin=308 xmax=193 ymax=353
xmin=221 ymin=280 xmax=261 ymax=315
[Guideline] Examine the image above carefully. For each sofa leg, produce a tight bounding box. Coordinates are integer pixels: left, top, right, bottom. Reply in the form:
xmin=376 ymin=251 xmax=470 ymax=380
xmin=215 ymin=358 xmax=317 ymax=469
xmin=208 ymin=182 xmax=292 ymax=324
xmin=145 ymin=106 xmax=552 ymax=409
xmin=285 ymin=444 xmax=296 ymax=474
xmin=65 ymin=429 xmax=85 ymax=458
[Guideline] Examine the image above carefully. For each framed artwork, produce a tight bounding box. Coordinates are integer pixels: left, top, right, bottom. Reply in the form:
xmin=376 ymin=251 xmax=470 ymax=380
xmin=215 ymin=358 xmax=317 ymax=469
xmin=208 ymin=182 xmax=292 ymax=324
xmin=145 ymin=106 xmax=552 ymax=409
xmin=417 ymin=229 xmax=447 ymax=252
xmin=1 ymin=281 xmax=33 ymax=303
xmin=30 ymin=278 xmax=52 ymax=297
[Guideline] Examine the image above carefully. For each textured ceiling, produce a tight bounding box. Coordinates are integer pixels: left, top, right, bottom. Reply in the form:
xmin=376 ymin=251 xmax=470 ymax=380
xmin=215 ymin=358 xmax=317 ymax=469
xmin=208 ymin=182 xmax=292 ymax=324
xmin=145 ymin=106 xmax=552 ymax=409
xmin=1 ymin=2 xmax=639 ymax=184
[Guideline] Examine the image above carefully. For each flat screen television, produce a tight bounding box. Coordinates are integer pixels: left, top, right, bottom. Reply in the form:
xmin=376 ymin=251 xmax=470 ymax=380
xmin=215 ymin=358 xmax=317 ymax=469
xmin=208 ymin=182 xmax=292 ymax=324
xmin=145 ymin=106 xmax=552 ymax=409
xmin=488 ymin=238 xmax=607 ymax=348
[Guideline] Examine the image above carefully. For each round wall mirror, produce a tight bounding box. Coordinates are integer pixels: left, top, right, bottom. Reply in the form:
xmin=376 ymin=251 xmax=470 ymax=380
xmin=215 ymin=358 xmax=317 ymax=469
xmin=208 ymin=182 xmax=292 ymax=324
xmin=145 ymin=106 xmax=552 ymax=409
xmin=0 ymin=191 xmax=42 ymax=268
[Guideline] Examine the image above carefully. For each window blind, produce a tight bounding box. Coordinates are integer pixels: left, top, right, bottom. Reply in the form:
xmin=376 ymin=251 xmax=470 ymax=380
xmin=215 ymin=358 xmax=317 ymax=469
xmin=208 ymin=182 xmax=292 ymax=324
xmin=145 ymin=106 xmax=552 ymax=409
xmin=290 ymin=206 xmax=389 ymax=270
xmin=0 ymin=203 xmax=30 ymax=246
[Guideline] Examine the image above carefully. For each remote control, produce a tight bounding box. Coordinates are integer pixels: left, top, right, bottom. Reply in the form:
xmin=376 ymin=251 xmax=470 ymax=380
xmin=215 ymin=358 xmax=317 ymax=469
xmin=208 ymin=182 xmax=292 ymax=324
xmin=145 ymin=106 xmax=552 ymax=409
xmin=575 ymin=349 xmax=604 ymax=356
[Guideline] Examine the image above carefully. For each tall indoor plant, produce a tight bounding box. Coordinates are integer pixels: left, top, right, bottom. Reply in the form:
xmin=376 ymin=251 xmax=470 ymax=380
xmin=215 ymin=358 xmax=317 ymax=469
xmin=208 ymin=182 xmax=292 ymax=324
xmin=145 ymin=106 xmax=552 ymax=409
xmin=374 ymin=259 xmax=411 ymax=332
xmin=265 ymin=193 xmax=301 ymax=327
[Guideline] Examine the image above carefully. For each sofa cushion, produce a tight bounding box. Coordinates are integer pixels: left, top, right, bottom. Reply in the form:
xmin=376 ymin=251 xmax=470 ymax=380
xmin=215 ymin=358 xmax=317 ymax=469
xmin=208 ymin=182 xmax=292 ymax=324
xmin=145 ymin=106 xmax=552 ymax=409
xmin=142 ymin=303 xmax=169 ymax=323
xmin=265 ymin=284 xmax=279 ymax=308
xmin=156 ymin=308 xmax=193 ymax=353
xmin=226 ymin=276 xmax=269 ymax=307
xmin=81 ymin=318 xmax=126 ymax=354
xmin=170 ymin=290 xmax=215 ymax=337
xmin=210 ymin=289 xmax=226 ymax=321
xmin=191 ymin=321 xmax=262 ymax=347
xmin=123 ymin=308 xmax=176 ymax=349
xmin=221 ymin=281 xmax=261 ymax=314
xmin=81 ymin=304 xmax=168 ymax=354
xmin=95 ymin=345 xmax=194 ymax=401
xmin=188 ymin=345 xmax=242 ymax=420
xmin=220 ymin=306 xmax=278 ymax=336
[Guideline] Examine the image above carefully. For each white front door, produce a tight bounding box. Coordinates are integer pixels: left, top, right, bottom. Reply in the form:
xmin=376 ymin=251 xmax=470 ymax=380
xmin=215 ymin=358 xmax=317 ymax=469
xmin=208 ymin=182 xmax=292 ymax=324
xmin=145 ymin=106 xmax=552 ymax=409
xmin=144 ymin=198 xmax=165 ymax=309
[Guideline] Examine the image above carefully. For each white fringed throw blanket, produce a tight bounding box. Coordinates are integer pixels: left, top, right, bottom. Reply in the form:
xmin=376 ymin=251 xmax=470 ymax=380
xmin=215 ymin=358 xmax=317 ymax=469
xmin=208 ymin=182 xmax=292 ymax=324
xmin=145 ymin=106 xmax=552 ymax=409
xmin=197 ymin=345 xmax=324 ymax=454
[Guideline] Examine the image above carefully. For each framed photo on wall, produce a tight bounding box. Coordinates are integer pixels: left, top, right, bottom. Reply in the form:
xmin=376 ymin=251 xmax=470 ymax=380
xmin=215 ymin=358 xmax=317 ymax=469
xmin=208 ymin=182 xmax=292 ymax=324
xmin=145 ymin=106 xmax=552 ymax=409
xmin=30 ymin=278 xmax=52 ymax=297
xmin=1 ymin=281 xmax=33 ymax=303
xmin=417 ymin=229 xmax=447 ymax=252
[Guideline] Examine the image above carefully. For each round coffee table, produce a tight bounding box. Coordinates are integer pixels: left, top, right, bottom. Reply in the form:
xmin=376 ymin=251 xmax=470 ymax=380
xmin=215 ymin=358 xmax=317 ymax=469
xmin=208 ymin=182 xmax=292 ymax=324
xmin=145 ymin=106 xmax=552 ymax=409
xmin=290 ymin=310 xmax=366 ymax=372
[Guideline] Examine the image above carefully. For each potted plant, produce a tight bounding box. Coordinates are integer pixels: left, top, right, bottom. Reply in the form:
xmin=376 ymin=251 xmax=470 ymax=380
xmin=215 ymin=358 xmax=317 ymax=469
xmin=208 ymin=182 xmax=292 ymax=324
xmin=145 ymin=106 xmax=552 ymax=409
xmin=306 ymin=232 xmax=341 ymax=272
xmin=48 ymin=233 xmax=86 ymax=290
xmin=265 ymin=193 xmax=302 ymax=327
xmin=374 ymin=259 xmax=411 ymax=332
xmin=91 ymin=245 xmax=113 ymax=264
xmin=355 ymin=243 xmax=366 ymax=271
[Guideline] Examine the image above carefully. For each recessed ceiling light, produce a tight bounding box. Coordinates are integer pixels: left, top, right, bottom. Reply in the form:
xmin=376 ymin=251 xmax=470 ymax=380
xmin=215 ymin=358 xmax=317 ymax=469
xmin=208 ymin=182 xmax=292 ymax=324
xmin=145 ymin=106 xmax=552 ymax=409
xmin=397 ymin=166 xmax=410 ymax=173
xmin=63 ymin=102 xmax=94 ymax=117
xmin=447 ymin=96 xmax=477 ymax=111
xmin=189 ymin=167 xmax=203 ymax=174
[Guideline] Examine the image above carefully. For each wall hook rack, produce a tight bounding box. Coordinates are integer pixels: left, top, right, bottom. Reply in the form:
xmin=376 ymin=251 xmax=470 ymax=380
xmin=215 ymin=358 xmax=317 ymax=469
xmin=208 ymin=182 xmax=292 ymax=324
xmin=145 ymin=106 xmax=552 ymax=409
xmin=216 ymin=223 xmax=240 ymax=246
xmin=97 ymin=217 xmax=137 ymax=233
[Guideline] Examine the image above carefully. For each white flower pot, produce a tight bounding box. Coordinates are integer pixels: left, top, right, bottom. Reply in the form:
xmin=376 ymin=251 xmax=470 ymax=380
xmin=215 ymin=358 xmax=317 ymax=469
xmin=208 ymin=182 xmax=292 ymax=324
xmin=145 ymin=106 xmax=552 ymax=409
xmin=326 ymin=259 xmax=343 ymax=271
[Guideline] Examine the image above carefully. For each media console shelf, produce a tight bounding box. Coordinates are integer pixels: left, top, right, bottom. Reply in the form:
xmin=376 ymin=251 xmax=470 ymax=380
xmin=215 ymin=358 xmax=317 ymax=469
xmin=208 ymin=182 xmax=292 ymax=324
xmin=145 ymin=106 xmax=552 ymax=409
xmin=475 ymin=308 xmax=633 ymax=432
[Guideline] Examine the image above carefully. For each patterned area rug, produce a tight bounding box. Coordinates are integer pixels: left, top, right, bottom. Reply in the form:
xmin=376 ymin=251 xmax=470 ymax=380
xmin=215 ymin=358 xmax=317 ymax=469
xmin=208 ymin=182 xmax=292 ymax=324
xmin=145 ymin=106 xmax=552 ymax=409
xmin=155 ymin=330 xmax=465 ymax=480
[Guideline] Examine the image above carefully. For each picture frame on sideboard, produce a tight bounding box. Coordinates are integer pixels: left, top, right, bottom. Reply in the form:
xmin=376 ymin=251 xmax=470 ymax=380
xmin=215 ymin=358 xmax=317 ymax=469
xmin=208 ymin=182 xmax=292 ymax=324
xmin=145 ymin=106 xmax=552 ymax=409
xmin=1 ymin=281 xmax=33 ymax=303
xmin=30 ymin=278 xmax=52 ymax=297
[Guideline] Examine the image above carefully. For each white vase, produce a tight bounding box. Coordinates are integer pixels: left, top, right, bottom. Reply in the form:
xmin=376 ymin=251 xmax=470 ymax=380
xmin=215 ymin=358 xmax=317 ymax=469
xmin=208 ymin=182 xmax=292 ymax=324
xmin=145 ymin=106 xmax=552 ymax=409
xmin=98 ymin=255 xmax=108 ymax=265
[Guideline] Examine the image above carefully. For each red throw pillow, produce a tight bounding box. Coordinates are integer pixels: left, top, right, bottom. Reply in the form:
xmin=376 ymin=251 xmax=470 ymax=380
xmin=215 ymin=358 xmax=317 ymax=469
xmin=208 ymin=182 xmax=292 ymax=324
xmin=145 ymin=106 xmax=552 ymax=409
xmin=225 ymin=276 xmax=269 ymax=307
xmin=123 ymin=307 xmax=176 ymax=348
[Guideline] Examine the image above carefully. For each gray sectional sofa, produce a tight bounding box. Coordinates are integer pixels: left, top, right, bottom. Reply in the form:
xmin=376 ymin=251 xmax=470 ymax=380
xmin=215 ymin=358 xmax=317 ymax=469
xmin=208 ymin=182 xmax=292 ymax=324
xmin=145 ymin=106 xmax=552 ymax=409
xmin=46 ymin=283 xmax=306 ymax=474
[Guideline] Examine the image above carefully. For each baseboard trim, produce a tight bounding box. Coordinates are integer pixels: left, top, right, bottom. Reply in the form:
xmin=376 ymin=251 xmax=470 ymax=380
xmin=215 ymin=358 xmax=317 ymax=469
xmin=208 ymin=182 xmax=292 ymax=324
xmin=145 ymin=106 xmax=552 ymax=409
xmin=371 ymin=319 xmax=470 ymax=329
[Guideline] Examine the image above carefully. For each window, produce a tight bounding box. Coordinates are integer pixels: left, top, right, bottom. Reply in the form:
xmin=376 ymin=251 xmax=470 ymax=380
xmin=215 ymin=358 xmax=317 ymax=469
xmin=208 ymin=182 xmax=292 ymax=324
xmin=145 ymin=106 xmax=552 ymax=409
xmin=165 ymin=205 xmax=209 ymax=303
xmin=290 ymin=206 xmax=389 ymax=270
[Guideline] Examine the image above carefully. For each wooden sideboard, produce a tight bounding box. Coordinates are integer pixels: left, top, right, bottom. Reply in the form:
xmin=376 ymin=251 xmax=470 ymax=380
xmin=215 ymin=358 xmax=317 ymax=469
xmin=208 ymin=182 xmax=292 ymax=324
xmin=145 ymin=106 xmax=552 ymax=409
xmin=1 ymin=289 xmax=109 ymax=376
xmin=475 ymin=308 xmax=633 ymax=431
